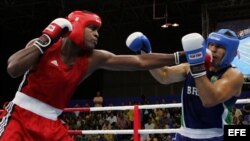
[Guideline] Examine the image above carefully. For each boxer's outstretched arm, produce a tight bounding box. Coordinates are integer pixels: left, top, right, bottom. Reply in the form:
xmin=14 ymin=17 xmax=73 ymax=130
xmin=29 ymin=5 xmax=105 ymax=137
xmin=95 ymin=49 xmax=179 ymax=71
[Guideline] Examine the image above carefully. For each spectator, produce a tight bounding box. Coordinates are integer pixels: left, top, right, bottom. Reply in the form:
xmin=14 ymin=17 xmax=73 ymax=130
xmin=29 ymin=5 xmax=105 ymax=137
xmin=93 ymin=91 xmax=104 ymax=107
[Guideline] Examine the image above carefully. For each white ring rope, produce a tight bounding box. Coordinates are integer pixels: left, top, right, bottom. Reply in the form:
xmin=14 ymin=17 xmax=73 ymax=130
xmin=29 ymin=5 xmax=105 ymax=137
xmin=235 ymin=98 xmax=250 ymax=104
xmin=70 ymin=129 xmax=181 ymax=135
xmin=90 ymin=103 xmax=182 ymax=112
xmin=64 ymin=98 xmax=250 ymax=112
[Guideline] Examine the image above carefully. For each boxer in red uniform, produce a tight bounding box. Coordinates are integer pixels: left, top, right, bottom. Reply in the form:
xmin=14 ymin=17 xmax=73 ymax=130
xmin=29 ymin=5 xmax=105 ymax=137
xmin=0 ymin=10 xmax=183 ymax=141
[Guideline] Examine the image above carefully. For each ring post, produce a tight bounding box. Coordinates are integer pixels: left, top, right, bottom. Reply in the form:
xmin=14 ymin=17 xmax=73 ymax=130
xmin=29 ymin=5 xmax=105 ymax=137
xmin=133 ymin=105 xmax=141 ymax=141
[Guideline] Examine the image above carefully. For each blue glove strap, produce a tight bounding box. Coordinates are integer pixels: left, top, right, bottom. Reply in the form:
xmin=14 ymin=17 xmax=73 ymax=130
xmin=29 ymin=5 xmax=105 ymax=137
xmin=185 ymin=47 xmax=206 ymax=65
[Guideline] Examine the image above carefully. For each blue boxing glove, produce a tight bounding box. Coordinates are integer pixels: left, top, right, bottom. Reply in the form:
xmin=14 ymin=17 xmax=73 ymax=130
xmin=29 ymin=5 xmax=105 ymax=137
xmin=126 ymin=32 xmax=152 ymax=54
xmin=181 ymin=33 xmax=206 ymax=78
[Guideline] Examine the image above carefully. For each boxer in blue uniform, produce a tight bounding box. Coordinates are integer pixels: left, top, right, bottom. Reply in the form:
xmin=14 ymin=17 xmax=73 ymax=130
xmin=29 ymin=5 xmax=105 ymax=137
xmin=127 ymin=29 xmax=244 ymax=141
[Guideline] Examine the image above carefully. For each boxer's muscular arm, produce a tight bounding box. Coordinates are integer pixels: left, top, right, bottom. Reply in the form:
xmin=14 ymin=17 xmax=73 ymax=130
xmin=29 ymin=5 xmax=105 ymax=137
xmin=92 ymin=49 xmax=177 ymax=71
xmin=7 ymin=39 xmax=42 ymax=78
xmin=7 ymin=18 xmax=72 ymax=78
xmin=149 ymin=63 xmax=189 ymax=84
xmin=195 ymin=68 xmax=244 ymax=107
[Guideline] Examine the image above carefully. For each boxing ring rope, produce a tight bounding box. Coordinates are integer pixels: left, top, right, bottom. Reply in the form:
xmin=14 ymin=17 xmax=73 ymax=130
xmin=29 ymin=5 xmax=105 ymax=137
xmin=68 ymin=128 xmax=182 ymax=134
xmin=63 ymin=98 xmax=250 ymax=112
xmin=0 ymin=98 xmax=250 ymax=141
xmin=63 ymin=103 xmax=182 ymax=112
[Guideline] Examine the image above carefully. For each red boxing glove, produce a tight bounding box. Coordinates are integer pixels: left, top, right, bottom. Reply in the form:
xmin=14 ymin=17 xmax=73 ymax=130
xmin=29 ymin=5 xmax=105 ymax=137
xmin=34 ymin=18 xmax=72 ymax=54
xmin=205 ymin=49 xmax=213 ymax=70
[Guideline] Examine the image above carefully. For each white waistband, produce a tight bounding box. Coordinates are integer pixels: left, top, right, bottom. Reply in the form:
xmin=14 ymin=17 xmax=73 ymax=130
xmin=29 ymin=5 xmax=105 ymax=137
xmin=12 ymin=91 xmax=63 ymax=121
xmin=179 ymin=127 xmax=223 ymax=139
